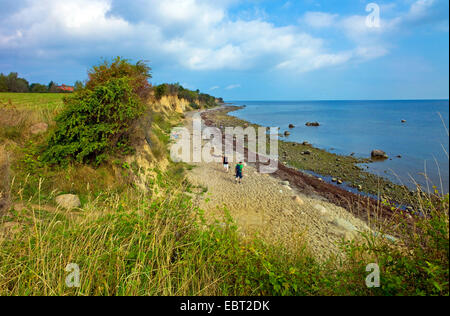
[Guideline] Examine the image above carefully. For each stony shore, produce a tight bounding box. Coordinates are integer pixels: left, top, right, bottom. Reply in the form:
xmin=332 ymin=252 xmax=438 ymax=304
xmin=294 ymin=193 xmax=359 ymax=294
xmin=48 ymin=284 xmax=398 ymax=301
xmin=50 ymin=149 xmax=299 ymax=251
xmin=201 ymin=106 xmax=419 ymax=209
xmin=176 ymin=106 xmax=414 ymax=261
xmin=178 ymin=108 xmax=375 ymax=261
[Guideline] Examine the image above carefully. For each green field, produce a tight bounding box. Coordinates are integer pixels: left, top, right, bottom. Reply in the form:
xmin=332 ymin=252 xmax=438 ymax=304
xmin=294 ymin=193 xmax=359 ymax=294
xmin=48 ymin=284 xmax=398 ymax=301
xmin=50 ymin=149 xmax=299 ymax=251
xmin=0 ymin=93 xmax=65 ymax=111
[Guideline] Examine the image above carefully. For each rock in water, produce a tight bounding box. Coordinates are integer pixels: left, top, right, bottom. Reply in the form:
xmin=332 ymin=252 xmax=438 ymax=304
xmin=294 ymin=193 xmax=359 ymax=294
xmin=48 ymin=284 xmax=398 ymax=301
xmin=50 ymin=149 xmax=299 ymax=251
xmin=306 ymin=122 xmax=320 ymax=127
xmin=371 ymin=150 xmax=389 ymax=160
xmin=289 ymin=124 xmax=295 ymax=129
xmin=56 ymin=194 xmax=81 ymax=210
xmin=30 ymin=123 xmax=48 ymax=135
xmin=284 ymin=131 xmax=291 ymax=136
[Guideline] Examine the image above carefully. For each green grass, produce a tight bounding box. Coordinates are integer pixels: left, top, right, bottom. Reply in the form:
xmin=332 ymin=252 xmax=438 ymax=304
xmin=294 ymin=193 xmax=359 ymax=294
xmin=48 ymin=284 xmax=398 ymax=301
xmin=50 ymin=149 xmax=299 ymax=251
xmin=0 ymin=93 xmax=65 ymax=111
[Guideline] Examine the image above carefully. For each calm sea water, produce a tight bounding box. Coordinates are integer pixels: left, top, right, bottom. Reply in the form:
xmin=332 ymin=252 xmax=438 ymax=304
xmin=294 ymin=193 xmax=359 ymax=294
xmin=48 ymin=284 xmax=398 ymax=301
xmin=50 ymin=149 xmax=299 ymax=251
xmin=229 ymin=100 xmax=450 ymax=193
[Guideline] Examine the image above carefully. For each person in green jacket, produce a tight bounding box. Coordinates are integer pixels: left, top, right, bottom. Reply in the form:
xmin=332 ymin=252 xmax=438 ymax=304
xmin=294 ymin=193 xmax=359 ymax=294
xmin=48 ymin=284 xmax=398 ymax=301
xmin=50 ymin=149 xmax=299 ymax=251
xmin=235 ymin=162 xmax=244 ymax=184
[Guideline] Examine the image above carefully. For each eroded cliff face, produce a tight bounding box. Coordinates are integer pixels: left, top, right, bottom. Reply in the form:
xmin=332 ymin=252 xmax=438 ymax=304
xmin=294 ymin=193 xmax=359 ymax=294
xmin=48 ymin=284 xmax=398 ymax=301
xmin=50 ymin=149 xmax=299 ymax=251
xmin=126 ymin=96 xmax=200 ymax=192
xmin=156 ymin=95 xmax=199 ymax=114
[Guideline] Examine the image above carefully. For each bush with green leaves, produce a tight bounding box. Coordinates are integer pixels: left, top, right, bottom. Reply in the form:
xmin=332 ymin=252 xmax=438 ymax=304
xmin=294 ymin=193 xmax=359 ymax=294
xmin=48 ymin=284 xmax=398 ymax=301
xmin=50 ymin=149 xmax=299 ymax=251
xmin=87 ymin=57 xmax=152 ymax=100
xmin=43 ymin=77 xmax=144 ymax=165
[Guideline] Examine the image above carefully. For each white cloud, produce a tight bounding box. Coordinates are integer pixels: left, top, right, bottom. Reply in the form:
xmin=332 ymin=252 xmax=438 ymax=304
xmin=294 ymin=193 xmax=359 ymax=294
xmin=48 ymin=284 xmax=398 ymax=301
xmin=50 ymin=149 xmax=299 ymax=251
xmin=1 ymin=0 xmax=446 ymax=75
xmin=225 ymin=84 xmax=241 ymax=90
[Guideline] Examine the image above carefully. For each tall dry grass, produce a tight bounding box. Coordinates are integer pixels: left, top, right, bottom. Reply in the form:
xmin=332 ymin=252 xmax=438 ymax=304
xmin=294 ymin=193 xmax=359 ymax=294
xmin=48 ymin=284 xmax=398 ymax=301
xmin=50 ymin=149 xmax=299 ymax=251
xmin=0 ymin=146 xmax=11 ymax=216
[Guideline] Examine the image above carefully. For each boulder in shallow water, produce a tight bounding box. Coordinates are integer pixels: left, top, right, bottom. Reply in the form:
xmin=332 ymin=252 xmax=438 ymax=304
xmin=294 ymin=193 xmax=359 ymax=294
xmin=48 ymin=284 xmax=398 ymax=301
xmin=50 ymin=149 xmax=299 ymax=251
xmin=371 ymin=150 xmax=389 ymax=160
xmin=289 ymin=124 xmax=295 ymax=129
xmin=306 ymin=122 xmax=320 ymax=127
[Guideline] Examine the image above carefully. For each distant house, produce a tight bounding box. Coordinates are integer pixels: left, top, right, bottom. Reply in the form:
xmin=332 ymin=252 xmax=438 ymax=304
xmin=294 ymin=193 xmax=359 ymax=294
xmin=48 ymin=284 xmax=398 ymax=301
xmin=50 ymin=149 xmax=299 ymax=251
xmin=56 ymin=84 xmax=74 ymax=92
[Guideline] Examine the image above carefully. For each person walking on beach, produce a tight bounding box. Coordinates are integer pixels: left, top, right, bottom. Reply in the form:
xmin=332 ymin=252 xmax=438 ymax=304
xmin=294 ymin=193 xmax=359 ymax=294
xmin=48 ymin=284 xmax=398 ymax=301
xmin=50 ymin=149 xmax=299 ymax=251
xmin=235 ymin=162 xmax=244 ymax=184
xmin=223 ymin=155 xmax=229 ymax=173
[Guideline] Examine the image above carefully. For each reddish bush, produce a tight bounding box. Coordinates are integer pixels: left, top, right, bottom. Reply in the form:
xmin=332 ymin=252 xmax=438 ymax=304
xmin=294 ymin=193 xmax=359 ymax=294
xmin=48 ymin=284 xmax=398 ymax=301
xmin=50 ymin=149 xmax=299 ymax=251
xmin=86 ymin=57 xmax=152 ymax=100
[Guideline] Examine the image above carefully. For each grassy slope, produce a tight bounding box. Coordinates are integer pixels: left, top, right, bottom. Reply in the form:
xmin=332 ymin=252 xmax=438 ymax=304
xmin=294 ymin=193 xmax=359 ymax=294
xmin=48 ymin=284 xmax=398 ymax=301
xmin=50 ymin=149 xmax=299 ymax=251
xmin=0 ymin=93 xmax=448 ymax=296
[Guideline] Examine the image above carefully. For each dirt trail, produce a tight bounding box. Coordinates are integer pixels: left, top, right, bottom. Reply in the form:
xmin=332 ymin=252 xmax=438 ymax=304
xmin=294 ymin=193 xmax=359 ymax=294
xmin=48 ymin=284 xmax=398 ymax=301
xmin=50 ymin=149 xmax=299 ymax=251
xmin=176 ymin=108 xmax=371 ymax=261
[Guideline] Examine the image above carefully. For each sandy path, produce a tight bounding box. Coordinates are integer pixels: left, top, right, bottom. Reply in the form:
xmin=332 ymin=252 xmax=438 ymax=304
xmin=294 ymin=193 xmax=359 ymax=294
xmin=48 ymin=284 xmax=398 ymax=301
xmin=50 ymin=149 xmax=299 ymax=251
xmin=177 ymin=108 xmax=370 ymax=261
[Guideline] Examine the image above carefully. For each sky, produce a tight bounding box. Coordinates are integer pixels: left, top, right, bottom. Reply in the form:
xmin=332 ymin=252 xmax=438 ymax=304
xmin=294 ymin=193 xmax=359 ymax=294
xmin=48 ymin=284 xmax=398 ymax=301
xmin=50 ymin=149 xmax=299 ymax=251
xmin=0 ymin=0 xmax=448 ymax=100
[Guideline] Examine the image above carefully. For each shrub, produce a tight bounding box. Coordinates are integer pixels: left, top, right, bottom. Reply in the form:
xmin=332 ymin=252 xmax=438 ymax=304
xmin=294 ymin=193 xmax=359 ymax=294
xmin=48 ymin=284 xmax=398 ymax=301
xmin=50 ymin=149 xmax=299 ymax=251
xmin=86 ymin=57 xmax=152 ymax=100
xmin=154 ymin=84 xmax=168 ymax=100
xmin=43 ymin=77 xmax=144 ymax=165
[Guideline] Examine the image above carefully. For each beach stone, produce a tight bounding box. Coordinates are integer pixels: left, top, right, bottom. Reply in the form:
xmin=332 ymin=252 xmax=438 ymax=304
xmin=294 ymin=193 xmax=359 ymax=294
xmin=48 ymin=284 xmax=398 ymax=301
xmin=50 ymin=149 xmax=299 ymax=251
xmin=302 ymin=141 xmax=310 ymax=146
xmin=371 ymin=150 xmax=389 ymax=160
xmin=281 ymin=181 xmax=290 ymax=186
xmin=314 ymin=204 xmax=328 ymax=215
xmin=30 ymin=123 xmax=48 ymax=135
xmin=337 ymin=180 xmax=344 ymax=185
xmin=293 ymin=196 xmax=304 ymax=206
xmin=331 ymin=218 xmax=357 ymax=232
xmin=332 ymin=178 xmax=338 ymax=183
xmin=56 ymin=194 xmax=81 ymax=210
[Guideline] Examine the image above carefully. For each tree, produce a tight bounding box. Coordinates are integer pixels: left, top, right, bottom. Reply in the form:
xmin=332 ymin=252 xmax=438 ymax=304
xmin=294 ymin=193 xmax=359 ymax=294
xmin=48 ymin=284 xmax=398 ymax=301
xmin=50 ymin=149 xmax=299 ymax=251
xmin=0 ymin=74 xmax=7 ymax=92
xmin=4 ymin=72 xmax=29 ymax=92
xmin=48 ymin=81 xmax=60 ymax=93
xmin=74 ymin=81 xmax=84 ymax=92
xmin=30 ymin=83 xmax=48 ymax=93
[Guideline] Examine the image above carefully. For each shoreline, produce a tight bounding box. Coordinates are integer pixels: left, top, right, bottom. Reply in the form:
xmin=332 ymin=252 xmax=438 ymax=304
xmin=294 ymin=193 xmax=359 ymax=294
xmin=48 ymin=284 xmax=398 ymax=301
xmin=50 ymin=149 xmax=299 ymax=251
xmin=201 ymin=105 xmax=419 ymax=219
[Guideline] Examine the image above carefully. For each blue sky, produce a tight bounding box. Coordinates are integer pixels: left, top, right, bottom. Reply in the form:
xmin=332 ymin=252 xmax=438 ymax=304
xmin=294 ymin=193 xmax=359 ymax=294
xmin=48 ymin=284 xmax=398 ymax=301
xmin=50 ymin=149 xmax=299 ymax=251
xmin=0 ymin=0 xmax=448 ymax=100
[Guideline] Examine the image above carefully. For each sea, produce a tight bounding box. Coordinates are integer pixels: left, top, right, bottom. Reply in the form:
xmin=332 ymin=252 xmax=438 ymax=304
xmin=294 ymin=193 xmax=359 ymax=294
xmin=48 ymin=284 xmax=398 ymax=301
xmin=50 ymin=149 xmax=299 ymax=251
xmin=229 ymin=100 xmax=450 ymax=193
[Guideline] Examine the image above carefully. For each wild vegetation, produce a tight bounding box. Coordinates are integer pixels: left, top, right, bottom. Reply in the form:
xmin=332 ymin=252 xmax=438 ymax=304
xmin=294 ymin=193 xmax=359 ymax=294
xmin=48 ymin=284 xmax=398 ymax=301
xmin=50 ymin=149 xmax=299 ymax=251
xmin=0 ymin=58 xmax=448 ymax=296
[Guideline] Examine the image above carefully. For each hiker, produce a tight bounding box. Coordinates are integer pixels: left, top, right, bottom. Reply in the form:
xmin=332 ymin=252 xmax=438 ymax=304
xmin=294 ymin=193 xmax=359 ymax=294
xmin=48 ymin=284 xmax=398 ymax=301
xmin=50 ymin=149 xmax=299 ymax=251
xmin=223 ymin=155 xmax=229 ymax=173
xmin=235 ymin=162 xmax=244 ymax=184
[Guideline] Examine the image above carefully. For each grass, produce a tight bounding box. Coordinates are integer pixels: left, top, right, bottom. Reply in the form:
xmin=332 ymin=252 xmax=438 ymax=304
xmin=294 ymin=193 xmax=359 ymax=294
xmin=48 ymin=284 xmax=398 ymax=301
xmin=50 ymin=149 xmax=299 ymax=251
xmin=0 ymin=93 xmax=65 ymax=111
xmin=0 ymin=93 xmax=448 ymax=296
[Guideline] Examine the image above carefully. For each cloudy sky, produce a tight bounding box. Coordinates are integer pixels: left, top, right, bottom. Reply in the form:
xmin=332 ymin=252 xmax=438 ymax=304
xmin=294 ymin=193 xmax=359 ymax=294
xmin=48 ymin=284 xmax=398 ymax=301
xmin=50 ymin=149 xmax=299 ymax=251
xmin=0 ymin=0 xmax=448 ymax=100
